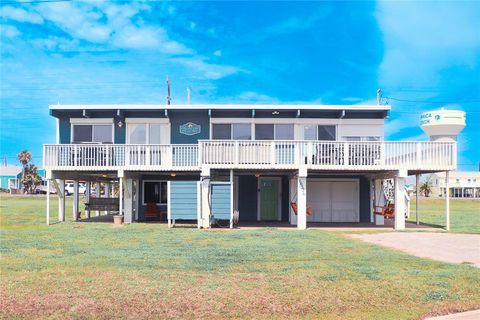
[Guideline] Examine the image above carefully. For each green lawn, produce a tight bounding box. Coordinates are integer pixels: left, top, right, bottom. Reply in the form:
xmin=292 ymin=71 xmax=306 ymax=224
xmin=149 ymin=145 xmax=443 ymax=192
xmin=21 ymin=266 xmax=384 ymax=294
xmin=1 ymin=195 xmax=479 ymax=319
xmin=408 ymin=197 xmax=480 ymax=234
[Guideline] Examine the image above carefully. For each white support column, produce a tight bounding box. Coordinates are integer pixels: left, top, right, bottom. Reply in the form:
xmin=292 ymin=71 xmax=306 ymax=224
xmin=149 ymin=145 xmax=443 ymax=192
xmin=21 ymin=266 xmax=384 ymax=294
xmin=73 ymin=180 xmax=79 ymax=221
xmin=297 ymin=168 xmax=307 ymax=230
xmin=95 ymin=182 xmax=101 ymax=216
xmin=415 ymin=174 xmax=420 ymax=225
xmin=229 ymin=170 xmax=234 ymax=229
xmin=119 ymin=178 xmax=124 ymax=216
xmin=370 ymin=179 xmax=374 ymax=223
xmin=123 ymin=179 xmax=133 ymax=224
xmin=85 ymin=182 xmax=91 ymax=219
xmin=58 ymin=179 xmax=65 ymax=222
xmin=46 ymin=179 xmax=50 ymax=225
xmin=445 ymin=171 xmax=450 ymax=231
xmin=199 ymin=166 xmax=211 ymax=229
xmin=394 ymin=172 xmax=406 ymax=230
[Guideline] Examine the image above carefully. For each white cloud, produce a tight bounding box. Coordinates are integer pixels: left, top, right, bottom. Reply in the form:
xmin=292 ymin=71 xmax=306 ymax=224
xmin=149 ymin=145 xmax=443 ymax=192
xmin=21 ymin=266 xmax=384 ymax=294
xmin=213 ymin=49 xmax=222 ymax=57
xmin=0 ymin=6 xmax=44 ymax=24
xmin=0 ymin=24 xmax=20 ymax=38
xmin=169 ymin=57 xmax=240 ymax=80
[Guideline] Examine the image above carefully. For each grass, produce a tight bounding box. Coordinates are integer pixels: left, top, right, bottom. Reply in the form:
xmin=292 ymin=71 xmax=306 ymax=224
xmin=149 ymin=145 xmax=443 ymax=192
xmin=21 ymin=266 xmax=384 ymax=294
xmin=1 ymin=194 xmax=479 ymax=319
xmin=408 ymin=197 xmax=480 ymax=234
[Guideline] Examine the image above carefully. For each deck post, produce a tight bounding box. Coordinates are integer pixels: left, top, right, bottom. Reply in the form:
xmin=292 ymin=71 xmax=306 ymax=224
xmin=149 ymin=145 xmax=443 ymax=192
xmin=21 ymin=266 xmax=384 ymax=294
xmin=200 ymin=167 xmax=211 ymax=229
xmin=95 ymin=182 xmax=101 ymax=216
xmin=58 ymin=179 xmax=65 ymax=222
xmin=415 ymin=174 xmax=420 ymax=225
xmin=445 ymin=171 xmax=450 ymax=231
xmin=370 ymin=179 xmax=374 ymax=223
xmin=123 ymin=179 xmax=133 ymax=224
xmin=394 ymin=171 xmax=406 ymax=230
xmin=46 ymin=179 xmax=50 ymax=225
xmin=230 ymin=169 xmax=234 ymax=229
xmin=297 ymin=167 xmax=308 ymax=230
xmin=119 ymin=177 xmax=124 ymax=216
xmin=85 ymin=182 xmax=91 ymax=219
xmin=73 ymin=180 xmax=79 ymax=221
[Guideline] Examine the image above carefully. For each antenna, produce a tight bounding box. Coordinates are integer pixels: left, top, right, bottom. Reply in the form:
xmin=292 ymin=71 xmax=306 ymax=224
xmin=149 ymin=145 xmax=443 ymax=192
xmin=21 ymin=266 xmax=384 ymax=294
xmin=187 ymin=87 xmax=191 ymax=105
xmin=166 ymin=76 xmax=171 ymax=105
xmin=376 ymin=89 xmax=382 ymax=105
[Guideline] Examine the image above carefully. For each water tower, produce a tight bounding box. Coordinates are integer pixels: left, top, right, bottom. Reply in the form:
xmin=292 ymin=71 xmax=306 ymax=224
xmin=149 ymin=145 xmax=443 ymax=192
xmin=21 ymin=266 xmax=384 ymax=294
xmin=420 ymin=108 xmax=466 ymax=142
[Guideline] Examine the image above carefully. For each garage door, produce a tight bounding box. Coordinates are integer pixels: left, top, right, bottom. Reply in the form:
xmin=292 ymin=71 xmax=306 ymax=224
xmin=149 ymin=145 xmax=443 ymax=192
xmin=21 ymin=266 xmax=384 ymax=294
xmin=307 ymin=180 xmax=359 ymax=222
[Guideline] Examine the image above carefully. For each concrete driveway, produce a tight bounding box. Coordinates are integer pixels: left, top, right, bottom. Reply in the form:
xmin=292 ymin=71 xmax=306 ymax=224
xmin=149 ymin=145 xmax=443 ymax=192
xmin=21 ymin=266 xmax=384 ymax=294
xmin=350 ymin=232 xmax=480 ymax=267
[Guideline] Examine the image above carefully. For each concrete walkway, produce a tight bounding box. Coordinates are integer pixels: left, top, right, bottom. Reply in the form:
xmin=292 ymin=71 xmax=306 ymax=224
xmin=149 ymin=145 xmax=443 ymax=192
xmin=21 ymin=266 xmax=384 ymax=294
xmin=425 ymin=309 xmax=480 ymax=320
xmin=350 ymin=232 xmax=480 ymax=267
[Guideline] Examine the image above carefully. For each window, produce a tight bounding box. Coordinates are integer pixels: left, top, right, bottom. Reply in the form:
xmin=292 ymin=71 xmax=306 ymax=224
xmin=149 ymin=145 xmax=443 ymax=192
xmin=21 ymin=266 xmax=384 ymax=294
xmin=232 ymin=124 xmax=251 ymax=140
xmin=212 ymin=124 xmax=231 ymax=139
xmin=317 ymin=125 xmax=336 ymax=140
xmin=255 ymin=124 xmax=274 ymax=140
xmin=127 ymin=123 xmax=162 ymax=144
xmin=72 ymin=124 xmax=113 ymax=143
xmin=302 ymin=125 xmax=336 ymax=141
xmin=255 ymin=124 xmax=294 ymax=140
xmin=212 ymin=124 xmax=252 ymax=140
xmin=143 ymin=181 xmax=167 ymax=205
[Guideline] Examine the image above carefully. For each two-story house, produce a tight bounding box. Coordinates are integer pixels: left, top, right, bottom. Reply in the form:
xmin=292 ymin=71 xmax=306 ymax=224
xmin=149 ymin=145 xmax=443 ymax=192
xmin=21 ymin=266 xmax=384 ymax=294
xmin=43 ymin=104 xmax=457 ymax=230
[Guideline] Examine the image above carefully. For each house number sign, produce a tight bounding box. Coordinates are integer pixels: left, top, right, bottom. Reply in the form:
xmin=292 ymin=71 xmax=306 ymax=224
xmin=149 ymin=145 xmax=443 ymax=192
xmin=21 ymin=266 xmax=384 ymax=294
xmin=179 ymin=122 xmax=201 ymax=136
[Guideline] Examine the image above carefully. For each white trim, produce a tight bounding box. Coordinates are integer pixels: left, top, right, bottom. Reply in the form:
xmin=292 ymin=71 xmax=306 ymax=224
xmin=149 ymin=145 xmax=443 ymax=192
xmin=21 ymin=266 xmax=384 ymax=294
xmin=70 ymin=118 xmax=114 ymax=124
xmin=50 ymin=104 xmax=391 ymax=111
xmin=125 ymin=118 xmax=169 ymax=124
xmin=257 ymin=177 xmax=282 ymax=221
xmin=142 ymin=180 xmax=168 ymax=205
xmin=197 ymin=181 xmax=201 ymax=229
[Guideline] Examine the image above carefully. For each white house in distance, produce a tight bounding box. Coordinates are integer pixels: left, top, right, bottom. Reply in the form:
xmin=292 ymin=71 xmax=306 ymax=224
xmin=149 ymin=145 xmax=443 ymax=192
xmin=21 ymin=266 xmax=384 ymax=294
xmin=430 ymin=171 xmax=480 ymax=198
xmin=42 ymin=98 xmax=462 ymax=230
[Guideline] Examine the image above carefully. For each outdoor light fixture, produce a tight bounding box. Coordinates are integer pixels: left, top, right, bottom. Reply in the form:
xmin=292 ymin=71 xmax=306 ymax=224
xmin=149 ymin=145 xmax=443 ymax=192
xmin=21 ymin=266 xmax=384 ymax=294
xmin=117 ymin=120 xmax=124 ymax=128
xmin=255 ymin=173 xmax=260 ymax=178
xmin=171 ymin=172 xmax=177 ymax=177
xmin=272 ymin=111 xmax=280 ymax=115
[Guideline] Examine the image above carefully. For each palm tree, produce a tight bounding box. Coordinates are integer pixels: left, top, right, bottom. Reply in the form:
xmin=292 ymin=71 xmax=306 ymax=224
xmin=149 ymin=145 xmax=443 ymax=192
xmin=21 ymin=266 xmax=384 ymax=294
xmin=419 ymin=181 xmax=432 ymax=197
xmin=17 ymin=150 xmax=32 ymax=193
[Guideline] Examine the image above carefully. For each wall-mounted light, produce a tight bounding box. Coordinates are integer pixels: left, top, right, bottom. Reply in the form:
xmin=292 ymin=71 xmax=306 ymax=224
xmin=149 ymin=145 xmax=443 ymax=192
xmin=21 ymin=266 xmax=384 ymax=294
xmin=272 ymin=111 xmax=280 ymax=115
xmin=117 ymin=120 xmax=124 ymax=128
xmin=171 ymin=172 xmax=177 ymax=177
xmin=255 ymin=173 xmax=260 ymax=178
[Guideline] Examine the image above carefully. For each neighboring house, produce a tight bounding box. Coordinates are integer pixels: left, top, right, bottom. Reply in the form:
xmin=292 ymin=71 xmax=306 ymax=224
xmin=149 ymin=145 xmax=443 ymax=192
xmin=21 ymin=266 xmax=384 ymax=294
xmin=0 ymin=165 xmax=21 ymax=190
xmin=43 ymin=104 xmax=457 ymax=229
xmin=430 ymin=171 xmax=480 ymax=198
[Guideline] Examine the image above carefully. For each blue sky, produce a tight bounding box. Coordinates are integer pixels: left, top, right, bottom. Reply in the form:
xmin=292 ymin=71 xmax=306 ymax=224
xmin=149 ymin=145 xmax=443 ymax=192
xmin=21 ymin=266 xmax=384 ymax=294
xmin=0 ymin=0 xmax=479 ymax=170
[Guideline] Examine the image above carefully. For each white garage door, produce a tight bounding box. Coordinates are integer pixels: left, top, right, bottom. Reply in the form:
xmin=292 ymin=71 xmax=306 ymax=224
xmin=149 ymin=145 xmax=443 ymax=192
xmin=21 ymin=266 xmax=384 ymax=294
xmin=307 ymin=180 xmax=359 ymax=222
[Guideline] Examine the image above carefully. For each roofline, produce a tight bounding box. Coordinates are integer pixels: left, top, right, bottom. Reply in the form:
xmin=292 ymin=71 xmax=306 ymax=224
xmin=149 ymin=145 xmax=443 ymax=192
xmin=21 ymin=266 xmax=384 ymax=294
xmin=48 ymin=104 xmax=391 ymax=111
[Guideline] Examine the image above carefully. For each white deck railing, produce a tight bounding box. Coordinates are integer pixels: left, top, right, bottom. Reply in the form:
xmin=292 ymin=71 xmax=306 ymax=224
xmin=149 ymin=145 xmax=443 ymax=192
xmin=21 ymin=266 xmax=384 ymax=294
xmin=43 ymin=144 xmax=199 ymax=170
xmin=43 ymin=140 xmax=456 ymax=171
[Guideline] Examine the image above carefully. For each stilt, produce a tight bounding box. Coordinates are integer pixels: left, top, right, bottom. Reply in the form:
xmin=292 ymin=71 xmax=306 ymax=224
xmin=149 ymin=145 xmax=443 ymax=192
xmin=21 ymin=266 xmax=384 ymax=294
xmin=297 ymin=168 xmax=307 ymax=230
xmin=370 ymin=179 xmax=374 ymax=223
xmin=394 ymin=172 xmax=406 ymax=230
xmin=73 ymin=180 xmax=79 ymax=221
xmin=445 ymin=171 xmax=450 ymax=231
xmin=415 ymin=174 xmax=420 ymax=225
xmin=230 ymin=170 xmax=233 ymax=229
xmin=119 ymin=178 xmax=124 ymax=216
xmin=58 ymin=179 xmax=65 ymax=222
xmin=86 ymin=182 xmax=91 ymax=219
xmin=46 ymin=179 xmax=50 ymax=225
xmin=200 ymin=167 xmax=211 ymax=229
xmin=104 ymin=183 xmax=110 ymax=215
xmin=124 ymin=179 xmax=133 ymax=224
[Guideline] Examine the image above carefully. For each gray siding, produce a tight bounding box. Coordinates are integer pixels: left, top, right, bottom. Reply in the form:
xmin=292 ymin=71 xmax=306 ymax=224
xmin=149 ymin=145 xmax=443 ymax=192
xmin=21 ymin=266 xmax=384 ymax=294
xmin=169 ymin=181 xmax=198 ymax=220
xmin=211 ymin=183 xmax=231 ymax=220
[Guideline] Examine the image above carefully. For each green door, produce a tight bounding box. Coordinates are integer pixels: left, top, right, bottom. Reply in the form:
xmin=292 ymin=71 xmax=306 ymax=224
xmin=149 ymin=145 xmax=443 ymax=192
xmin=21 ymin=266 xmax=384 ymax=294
xmin=260 ymin=179 xmax=279 ymax=220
